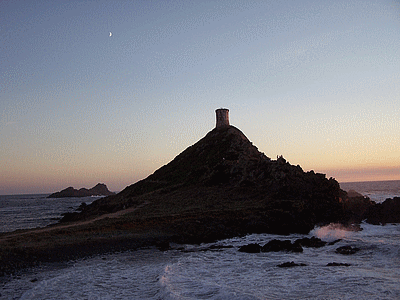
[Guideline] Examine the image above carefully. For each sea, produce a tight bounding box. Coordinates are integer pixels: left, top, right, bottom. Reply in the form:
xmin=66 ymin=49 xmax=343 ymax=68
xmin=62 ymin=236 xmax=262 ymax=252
xmin=1 ymin=180 xmax=400 ymax=299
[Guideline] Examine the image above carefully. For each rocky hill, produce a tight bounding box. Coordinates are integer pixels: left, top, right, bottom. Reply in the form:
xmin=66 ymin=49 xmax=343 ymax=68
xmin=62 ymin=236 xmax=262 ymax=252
xmin=61 ymin=125 xmax=345 ymax=239
xmin=48 ymin=183 xmax=115 ymax=198
xmin=0 ymin=112 xmax=393 ymax=275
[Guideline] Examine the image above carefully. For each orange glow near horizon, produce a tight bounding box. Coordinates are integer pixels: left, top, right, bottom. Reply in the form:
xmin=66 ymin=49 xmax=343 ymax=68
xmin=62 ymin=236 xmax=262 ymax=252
xmin=321 ymin=167 xmax=400 ymax=183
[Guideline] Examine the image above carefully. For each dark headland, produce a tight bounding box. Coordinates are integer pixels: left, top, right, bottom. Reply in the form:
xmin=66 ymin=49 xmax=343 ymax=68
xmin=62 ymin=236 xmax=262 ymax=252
xmin=1 ymin=108 xmax=397 ymax=275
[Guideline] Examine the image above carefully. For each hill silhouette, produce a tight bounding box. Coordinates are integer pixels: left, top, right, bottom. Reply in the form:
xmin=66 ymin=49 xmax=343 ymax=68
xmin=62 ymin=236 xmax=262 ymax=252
xmin=0 ymin=119 xmax=350 ymax=275
xmin=61 ymin=125 xmax=344 ymax=240
xmin=47 ymin=183 xmax=115 ymax=198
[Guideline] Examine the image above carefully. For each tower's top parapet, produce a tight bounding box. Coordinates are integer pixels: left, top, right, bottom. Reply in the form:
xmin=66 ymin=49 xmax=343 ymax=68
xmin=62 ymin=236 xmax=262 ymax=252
xmin=215 ymin=108 xmax=229 ymax=128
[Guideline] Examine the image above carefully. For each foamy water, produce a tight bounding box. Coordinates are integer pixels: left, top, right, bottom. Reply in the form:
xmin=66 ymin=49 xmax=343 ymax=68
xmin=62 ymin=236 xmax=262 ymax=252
xmin=1 ymin=181 xmax=400 ymax=299
xmin=2 ymin=223 xmax=400 ymax=299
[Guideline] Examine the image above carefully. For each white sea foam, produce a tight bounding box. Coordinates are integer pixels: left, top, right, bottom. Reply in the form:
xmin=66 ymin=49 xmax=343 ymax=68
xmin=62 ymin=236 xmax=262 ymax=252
xmin=3 ymin=226 xmax=400 ymax=299
xmin=311 ymin=223 xmax=358 ymax=242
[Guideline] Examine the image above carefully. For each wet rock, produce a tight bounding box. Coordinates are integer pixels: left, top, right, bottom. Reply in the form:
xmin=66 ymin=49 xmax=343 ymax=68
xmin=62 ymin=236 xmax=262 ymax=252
xmin=277 ymin=261 xmax=307 ymax=268
xmin=363 ymin=197 xmax=400 ymax=225
xmin=342 ymin=193 xmax=375 ymax=223
xmin=262 ymin=239 xmax=303 ymax=253
xmin=262 ymin=239 xmax=291 ymax=252
xmin=335 ymin=245 xmax=360 ymax=255
xmin=294 ymin=237 xmax=326 ymax=248
xmin=155 ymin=241 xmax=171 ymax=251
xmin=327 ymin=262 xmax=351 ymax=267
xmin=290 ymin=242 xmax=304 ymax=253
xmin=238 ymin=243 xmax=262 ymax=253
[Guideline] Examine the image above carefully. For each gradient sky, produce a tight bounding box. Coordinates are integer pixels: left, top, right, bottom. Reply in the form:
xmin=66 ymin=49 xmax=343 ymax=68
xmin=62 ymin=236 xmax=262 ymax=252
xmin=1 ymin=0 xmax=399 ymax=195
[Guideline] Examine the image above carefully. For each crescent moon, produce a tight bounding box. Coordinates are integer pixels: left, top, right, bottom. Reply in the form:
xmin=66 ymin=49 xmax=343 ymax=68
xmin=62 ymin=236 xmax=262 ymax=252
xmin=109 ymin=32 xmax=112 ymax=37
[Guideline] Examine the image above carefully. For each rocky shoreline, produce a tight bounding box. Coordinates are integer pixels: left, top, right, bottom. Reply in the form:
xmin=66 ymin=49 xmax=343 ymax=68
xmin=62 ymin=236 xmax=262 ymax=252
xmin=1 ymin=122 xmax=399 ymax=277
xmin=1 ymin=194 xmax=399 ymax=277
xmin=0 ymin=231 xmax=163 ymax=277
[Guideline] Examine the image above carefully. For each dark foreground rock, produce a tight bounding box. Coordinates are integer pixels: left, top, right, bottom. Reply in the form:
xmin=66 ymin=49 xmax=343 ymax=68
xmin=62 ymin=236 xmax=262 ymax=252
xmin=327 ymin=262 xmax=351 ymax=267
xmin=294 ymin=237 xmax=327 ymax=248
xmin=335 ymin=246 xmax=360 ymax=255
xmin=262 ymin=239 xmax=303 ymax=253
xmin=363 ymin=197 xmax=400 ymax=225
xmin=277 ymin=261 xmax=307 ymax=268
xmin=341 ymin=191 xmax=400 ymax=226
xmin=48 ymin=183 xmax=115 ymax=198
xmin=238 ymin=243 xmax=262 ymax=253
xmin=0 ymin=233 xmax=162 ymax=277
xmin=341 ymin=193 xmax=375 ymax=223
xmin=239 ymin=237 xmax=330 ymax=254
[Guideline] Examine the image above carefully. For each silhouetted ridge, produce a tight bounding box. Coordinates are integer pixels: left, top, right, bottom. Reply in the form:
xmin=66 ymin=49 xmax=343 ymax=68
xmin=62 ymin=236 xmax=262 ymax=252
xmin=62 ymin=123 xmax=345 ymax=236
xmin=48 ymin=183 xmax=114 ymax=198
xmin=146 ymin=126 xmax=266 ymax=185
xmin=112 ymin=126 xmax=263 ymax=199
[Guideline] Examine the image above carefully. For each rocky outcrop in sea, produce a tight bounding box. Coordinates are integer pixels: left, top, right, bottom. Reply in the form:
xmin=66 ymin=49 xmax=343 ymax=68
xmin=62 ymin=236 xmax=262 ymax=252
xmin=47 ymin=183 xmax=115 ymax=198
xmin=363 ymin=197 xmax=400 ymax=225
xmin=341 ymin=192 xmax=400 ymax=225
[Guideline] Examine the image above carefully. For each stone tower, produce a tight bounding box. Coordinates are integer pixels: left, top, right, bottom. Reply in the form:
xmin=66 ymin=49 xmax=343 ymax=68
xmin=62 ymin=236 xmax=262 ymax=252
xmin=215 ymin=108 xmax=230 ymax=128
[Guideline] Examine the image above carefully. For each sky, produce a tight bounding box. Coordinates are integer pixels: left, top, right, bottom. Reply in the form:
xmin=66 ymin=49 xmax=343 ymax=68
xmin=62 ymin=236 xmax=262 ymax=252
xmin=1 ymin=0 xmax=399 ymax=195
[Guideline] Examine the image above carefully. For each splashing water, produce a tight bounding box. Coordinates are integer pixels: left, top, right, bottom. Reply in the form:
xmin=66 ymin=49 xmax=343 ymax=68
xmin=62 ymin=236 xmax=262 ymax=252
xmin=311 ymin=223 xmax=359 ymax=242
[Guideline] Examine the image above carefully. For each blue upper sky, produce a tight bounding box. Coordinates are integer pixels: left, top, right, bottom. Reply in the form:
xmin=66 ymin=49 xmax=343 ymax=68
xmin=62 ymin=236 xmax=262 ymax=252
xmin=1 ymin=0 xmax=399 ymax=194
